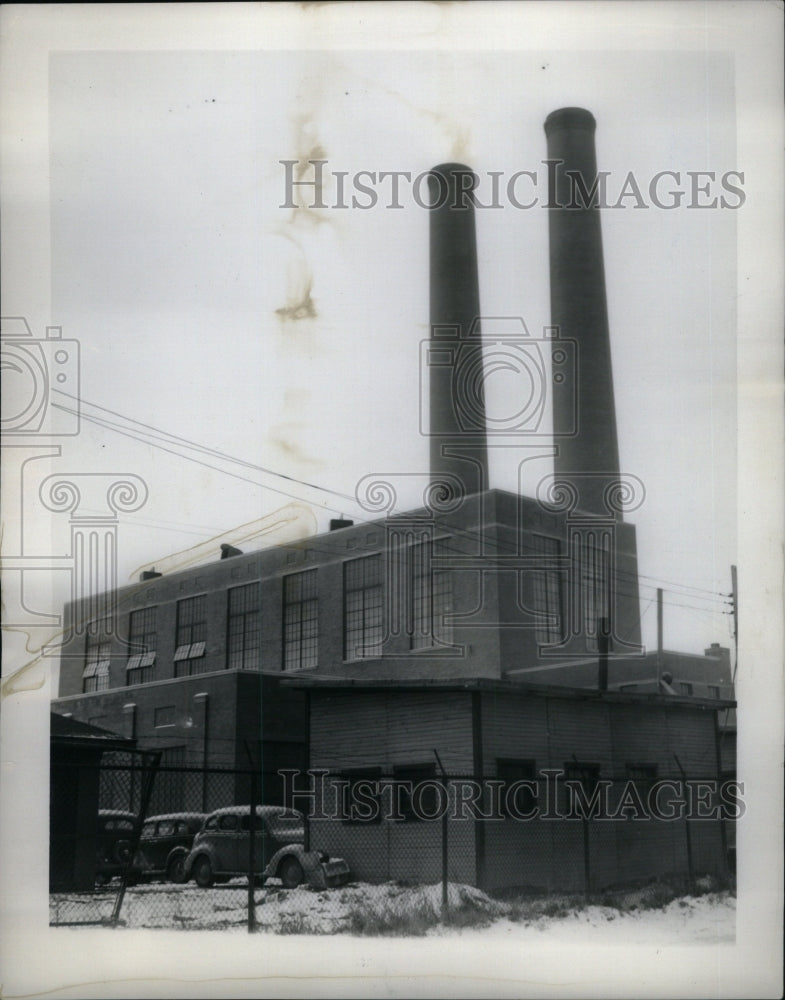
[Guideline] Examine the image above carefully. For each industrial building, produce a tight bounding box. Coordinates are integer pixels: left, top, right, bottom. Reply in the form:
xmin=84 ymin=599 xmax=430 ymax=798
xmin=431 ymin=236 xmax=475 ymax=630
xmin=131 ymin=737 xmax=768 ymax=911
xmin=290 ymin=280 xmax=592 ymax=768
xmin=52 ymin=108 xmax=735 ymax=886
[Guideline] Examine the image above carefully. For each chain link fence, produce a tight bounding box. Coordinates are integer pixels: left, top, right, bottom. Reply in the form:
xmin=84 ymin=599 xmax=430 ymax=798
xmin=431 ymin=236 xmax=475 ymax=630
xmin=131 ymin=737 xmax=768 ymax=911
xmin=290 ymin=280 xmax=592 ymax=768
xmin=50 ymin=758 xmax=733 ymax=933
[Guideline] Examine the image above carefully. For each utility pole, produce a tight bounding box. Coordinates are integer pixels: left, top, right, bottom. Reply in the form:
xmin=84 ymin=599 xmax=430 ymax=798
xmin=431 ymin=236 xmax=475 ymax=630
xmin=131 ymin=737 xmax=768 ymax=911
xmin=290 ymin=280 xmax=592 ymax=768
xmin=730 ymin=565 xmax=738 ymax=687
xmin=656 ymin=587 xmax=663 ymax=686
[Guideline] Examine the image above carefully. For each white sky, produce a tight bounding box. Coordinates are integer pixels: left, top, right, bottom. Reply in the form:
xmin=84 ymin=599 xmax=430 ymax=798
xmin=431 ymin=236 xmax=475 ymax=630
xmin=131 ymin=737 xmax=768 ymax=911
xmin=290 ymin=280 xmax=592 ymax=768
xmin=45 ymin=46 xmax=738 ymax=655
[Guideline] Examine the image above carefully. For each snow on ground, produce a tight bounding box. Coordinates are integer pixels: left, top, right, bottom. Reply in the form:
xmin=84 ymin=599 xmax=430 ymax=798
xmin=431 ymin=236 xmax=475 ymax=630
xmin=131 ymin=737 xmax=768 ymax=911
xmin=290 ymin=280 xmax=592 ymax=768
xmin=437 ymin=892 xmax=736 ymax=944
xmin=50 ymin=879 xmax=735 ymax=943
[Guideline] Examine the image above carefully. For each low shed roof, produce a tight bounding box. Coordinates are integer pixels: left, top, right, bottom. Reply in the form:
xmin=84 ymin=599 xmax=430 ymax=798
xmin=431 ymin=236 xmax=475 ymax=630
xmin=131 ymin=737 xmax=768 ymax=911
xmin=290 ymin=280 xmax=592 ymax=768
xmin=281 ymin=674 xmax=736 ymax=712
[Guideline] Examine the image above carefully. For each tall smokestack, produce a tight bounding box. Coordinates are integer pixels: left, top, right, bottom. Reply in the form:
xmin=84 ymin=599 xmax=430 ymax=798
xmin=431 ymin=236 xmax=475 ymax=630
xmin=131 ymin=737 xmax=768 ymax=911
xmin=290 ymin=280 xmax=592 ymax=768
xmin=427 ymin=163 xmax=489 ymax=501
xmin=544 ymin=109 xmax=621 ymax=519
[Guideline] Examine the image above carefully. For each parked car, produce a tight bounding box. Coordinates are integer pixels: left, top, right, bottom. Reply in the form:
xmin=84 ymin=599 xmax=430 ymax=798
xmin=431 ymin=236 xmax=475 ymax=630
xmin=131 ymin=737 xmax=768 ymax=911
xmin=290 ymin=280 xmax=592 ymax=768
xmin=96 ymin=809 xmax=137 ymax=885
xmin=183 ymin=805 xmax=350 ymax=889
xmin=133 ymin=812 xmax=206 ymax=883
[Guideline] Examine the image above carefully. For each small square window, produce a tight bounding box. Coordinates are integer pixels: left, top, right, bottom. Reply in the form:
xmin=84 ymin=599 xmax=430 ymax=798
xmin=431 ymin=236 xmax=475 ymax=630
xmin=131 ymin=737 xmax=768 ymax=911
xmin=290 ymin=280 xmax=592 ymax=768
xmin=154 ymin=706 xmax=176 ymax=728
xmin=392 ymin=763 xmax=441 ymax=822
xmin=339 ymin=768 xmax=383 ymax=825
xmin=496 ymin=759 xmax=537 ymax=817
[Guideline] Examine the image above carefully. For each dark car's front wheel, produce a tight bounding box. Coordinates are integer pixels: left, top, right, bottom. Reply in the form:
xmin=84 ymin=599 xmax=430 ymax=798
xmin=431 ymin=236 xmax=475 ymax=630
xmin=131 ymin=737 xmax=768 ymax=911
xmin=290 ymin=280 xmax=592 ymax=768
xmin=279 ymin=857 xmax=304 ymax=889
xmin=192 ymin=856 xmax=214 ymax=888
xmin=167 ymin=853 xmax=187 ymax=884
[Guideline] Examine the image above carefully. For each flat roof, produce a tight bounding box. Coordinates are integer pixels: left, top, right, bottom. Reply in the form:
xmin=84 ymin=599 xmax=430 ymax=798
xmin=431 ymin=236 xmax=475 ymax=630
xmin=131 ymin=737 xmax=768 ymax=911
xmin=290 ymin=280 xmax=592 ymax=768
xmin=280 ymin=674 xmax=736 ymax=710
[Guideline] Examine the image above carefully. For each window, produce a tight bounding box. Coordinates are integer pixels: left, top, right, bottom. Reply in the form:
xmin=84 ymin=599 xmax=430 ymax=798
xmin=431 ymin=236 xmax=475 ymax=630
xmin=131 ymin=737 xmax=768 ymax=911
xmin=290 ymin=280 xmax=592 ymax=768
xmin=227 ymin=582 xmax=261 ymax=670
xmin=174 ymin=596 xmax=208 ymax=677
xmin=678 ymin=681 xmax=694 ymax=696
xmin=83 ymin=619 xmax=112 ymax=692
xmin=563 ymin=761 xmax=602 ymax=817
xmin=496 ymin=759 xmax=537 ymax=817
xmin=339 ymin=767 xmax=382 ymax=825
xmin=624 ymin=763 xmax=657 ymax=816
xmin=126 ymin=607 xmax=157 ymax=685
xmin=564 ymin=761 xmax=601 ymax=789
xmin=410 ymin=542 xmax=453 ymax=650
xmin=154 ymin=705 xmax=176 ymax=728
xmin=344 ymin=554 xmax=383 ymax=660
xmin=283 ymin=570 xmax=318 ymax=671
xmin=530 ymin=535 xmax=563 ymax=644
xmin=219 ymin=814 xmax=240 ymax=831
xmin=708 ymin=685 xmax=720 ymax=699
xmin=580 ymin=537 xmax=610 ymax=652
xmin=626 ymin=763 xmax=657 ymax=790
xmin=392 ymin=763 xmax=440 ymax=822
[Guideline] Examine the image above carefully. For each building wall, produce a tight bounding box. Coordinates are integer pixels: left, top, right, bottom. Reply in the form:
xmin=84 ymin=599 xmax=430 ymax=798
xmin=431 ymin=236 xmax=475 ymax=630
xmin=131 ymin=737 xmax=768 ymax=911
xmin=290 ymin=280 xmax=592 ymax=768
xmin=307 ymin=689 xmax=476 ymax=885
xmin=492 ymin=491 xmax=642 ymax=675
xmin=304 ymin=685 xmax=728 ymax=892
xmin=58 ymin=489 xmax=654 ymax=704
xmin=52 ymin=671 xmax=308 ymax=811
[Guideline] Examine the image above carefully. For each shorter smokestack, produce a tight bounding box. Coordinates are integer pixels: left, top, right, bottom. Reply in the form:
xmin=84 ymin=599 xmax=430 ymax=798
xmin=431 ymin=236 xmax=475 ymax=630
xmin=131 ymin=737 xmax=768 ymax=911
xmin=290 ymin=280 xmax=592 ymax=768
xmin=220 ymin=543 xmax=243 ymax=559
xmin=427 ymin=162 xmax=489 ymax=501
xmin=330 ymin=518 xmax=354 ymax=531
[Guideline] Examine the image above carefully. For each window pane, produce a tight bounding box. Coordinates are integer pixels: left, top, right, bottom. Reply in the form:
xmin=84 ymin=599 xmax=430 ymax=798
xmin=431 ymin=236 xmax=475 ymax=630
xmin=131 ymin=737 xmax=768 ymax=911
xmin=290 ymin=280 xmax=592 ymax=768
xmin=127 ymin=607 xmax=157 ymax=684
xmin=226 ymin=582 xmax=261 ymax=672
xmin=283 ymin=570 xmax=318 ymax=671
xmin=530 ymin=535 xmax=562 ymax=645
xmin=344 ymin=557 xmax=384 ymax=661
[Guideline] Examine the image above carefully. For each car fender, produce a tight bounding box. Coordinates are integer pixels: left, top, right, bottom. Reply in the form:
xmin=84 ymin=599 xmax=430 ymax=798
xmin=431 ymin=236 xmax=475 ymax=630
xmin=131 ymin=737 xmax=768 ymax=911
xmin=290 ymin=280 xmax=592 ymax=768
xmin=166 ymin=846 xmax=188 ymax=868
xmin=184 ymin=844 xmax=221 ymax=878
xmin=263 ymin=844 xmax=324 ymax=881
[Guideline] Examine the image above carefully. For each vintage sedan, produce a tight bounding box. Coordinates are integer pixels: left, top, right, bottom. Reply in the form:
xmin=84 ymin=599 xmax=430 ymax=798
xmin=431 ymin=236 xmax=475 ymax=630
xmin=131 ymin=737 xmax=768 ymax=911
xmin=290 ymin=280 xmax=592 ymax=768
xmin=134 ymin=812 xmax=206 ymax=883
xmin=183 ymin=805 xmax=350 ymax=889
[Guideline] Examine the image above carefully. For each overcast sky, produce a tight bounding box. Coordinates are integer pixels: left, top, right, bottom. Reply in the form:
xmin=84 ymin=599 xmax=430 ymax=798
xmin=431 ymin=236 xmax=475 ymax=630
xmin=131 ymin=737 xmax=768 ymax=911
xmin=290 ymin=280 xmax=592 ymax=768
xmin=43 ymin=46 xmax=739 ymax=656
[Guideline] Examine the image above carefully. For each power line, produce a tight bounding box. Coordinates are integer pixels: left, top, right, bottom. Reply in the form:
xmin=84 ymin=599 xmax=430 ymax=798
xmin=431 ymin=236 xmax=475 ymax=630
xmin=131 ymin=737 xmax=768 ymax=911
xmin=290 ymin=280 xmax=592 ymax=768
xmin=58 ymin=391 xmax=733 ymax=620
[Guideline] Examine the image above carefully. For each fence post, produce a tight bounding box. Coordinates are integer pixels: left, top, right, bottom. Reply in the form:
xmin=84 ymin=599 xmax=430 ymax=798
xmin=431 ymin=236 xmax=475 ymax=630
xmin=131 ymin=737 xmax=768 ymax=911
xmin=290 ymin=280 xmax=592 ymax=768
xmin=442 ymin=779 xmax=449 ymax=913
xmin=110 ymin=750 xmax=161 ymax=928
xmin=248 ymin=772 xmax=257 ymax=933
xmin=674 ymin=754 xmax=694 ymax=889
xmin=433 ymin=750 xmax=448 ymax=915
xmin=582 ymin=816 xmax=591 ymax=895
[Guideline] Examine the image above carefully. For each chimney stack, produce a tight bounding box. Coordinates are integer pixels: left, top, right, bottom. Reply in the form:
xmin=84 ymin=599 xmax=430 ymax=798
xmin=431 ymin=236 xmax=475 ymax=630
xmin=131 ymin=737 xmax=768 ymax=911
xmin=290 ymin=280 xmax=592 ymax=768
xmin=544 ymin=109 xmax=621 ymax=519
xmin=427 ymin=163 xmax=489 ymax=501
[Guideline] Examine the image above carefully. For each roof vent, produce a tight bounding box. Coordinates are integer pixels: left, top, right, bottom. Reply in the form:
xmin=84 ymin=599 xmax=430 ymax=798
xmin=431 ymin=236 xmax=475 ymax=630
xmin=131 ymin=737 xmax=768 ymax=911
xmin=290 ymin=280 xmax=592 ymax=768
xmin=220 ymin=543 xmax=243 ymax=559
xmin=140 ymin=569 xmax=162 ymax=581
xmin=330 ymin=518 xmax=354 ymax=531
